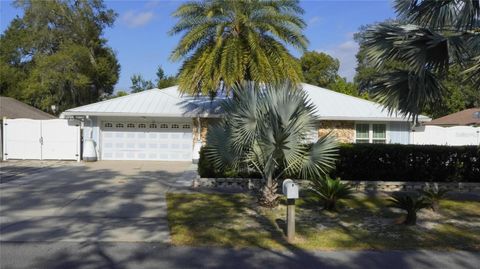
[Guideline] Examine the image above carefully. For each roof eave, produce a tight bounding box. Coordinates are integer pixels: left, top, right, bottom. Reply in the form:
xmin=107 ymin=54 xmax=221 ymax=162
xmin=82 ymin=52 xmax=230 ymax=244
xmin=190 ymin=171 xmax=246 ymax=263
xmin=317 ymin=116 xmax=431 ymax=122
xmin=61 ymin=111 xmax=223 ymax=118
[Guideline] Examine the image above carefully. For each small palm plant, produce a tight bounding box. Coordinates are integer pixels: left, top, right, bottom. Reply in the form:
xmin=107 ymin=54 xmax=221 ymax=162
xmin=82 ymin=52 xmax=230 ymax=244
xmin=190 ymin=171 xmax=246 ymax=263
xmin=309 ymin=176 xmax=352 ymax=211
xmin=389 ymin=193 xmax=431 ymax=225
xmin=206 ymin=81 xmax=338 ymax=208
xmin=421 ymin=184 xmax=449 ymax=212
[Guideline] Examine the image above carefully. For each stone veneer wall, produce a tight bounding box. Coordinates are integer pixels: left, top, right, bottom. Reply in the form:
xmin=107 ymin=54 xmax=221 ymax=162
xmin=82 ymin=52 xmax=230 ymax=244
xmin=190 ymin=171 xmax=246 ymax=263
xmin=318 ymin=120 xmax=355 ymax=143
xmin=192 ymin=118 xmax=210 ymax=145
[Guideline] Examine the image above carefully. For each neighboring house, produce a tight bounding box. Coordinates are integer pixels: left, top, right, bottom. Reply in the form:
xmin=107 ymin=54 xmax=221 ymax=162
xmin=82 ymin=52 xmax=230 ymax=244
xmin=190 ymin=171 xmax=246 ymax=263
xmin=61 ymin=83 xmax=431 ymax=162
xmin=425 ymin=108 xmax=480 ymax=127
xmin=1 ymin=96 xmax=56 ymax=158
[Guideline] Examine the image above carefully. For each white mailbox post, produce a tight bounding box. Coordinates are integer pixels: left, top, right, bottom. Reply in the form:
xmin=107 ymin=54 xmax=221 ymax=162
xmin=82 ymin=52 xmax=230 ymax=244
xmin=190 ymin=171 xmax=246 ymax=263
xmin=282 ymin=179 xmax=298 ymax=242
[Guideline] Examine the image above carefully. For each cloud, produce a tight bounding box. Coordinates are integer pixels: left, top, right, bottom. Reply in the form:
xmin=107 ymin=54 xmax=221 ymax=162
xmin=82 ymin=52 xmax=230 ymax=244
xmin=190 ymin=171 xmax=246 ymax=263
xmin=317 ymin=38 xmax=359 ymax=81
xmin=121 ymin=11 xmax=154 ymax=28
xmin=308 ymin=16 xmax=321 ymax=25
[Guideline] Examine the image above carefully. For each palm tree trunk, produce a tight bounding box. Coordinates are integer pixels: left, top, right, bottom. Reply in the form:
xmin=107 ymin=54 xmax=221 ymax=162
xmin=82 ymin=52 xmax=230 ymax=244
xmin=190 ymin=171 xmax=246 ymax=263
xmin=258 ymin=174 xmax=279 ymax=208
xmin=404 ymin=210 xmax=417 ymax=225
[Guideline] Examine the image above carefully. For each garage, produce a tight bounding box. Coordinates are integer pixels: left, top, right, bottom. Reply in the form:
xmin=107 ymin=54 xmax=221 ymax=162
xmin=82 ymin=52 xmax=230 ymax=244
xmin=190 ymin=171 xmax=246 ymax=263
xmin=61 ymin=86 xmax=223 ymax=162
xmin=100 ymin=121 xmax=193 ymax=161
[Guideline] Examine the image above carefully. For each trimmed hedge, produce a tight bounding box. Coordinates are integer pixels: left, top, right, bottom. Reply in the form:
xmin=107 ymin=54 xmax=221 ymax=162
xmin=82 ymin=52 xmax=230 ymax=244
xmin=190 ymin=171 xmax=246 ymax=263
xmin=198 ymin=144 xmax=480 ymax=182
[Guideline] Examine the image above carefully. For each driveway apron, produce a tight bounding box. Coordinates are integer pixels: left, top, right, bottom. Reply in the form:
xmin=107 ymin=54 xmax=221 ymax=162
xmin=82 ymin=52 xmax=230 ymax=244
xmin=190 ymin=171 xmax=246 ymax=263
xmin=0 ymin=160 xmax=196 ymax=243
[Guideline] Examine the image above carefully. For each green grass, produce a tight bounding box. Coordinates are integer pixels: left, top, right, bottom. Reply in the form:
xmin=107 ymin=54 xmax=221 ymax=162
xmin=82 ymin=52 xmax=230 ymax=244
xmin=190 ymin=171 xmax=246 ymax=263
xmin=166 ymin=192 xmax=480 ymax=250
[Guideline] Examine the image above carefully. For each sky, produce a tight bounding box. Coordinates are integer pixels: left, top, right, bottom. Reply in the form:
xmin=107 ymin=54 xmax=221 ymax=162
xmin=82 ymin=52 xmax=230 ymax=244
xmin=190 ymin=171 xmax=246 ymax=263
xmin=0 ymin=0 xmax=397 ymax=92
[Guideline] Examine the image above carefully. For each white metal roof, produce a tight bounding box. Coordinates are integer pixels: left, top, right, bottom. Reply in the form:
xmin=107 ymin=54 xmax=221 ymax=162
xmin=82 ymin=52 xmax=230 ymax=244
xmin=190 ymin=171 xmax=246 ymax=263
xmin=62 ymin=83 xmax=430 ymax=122
xmin=62 ymin=86 xmax=223 ymax=118
xmin=302 ymin=83 xmax=430 ymax=122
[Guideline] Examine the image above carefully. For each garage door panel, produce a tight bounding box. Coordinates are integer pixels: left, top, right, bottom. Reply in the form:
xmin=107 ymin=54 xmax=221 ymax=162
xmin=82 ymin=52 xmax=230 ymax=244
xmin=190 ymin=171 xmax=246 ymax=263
xmin=101 ymin=122 xmax=192 ymax=161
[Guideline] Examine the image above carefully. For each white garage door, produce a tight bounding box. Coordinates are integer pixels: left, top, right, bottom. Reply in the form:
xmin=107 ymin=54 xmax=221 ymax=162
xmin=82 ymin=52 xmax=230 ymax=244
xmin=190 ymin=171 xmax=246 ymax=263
xmin=101 ymin=121 xmax=193 ymax=161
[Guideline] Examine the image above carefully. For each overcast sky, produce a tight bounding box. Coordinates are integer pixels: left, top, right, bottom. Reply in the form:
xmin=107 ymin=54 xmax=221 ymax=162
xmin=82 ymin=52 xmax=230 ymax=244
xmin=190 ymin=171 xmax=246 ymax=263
xmin=0 ymin=0 xmax=396 ymax=92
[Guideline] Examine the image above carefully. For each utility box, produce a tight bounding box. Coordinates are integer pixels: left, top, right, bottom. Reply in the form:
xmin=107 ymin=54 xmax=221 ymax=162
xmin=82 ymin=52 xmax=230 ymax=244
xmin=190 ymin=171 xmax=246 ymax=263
xmin=282 ymin=179 xmax=299 ymax=199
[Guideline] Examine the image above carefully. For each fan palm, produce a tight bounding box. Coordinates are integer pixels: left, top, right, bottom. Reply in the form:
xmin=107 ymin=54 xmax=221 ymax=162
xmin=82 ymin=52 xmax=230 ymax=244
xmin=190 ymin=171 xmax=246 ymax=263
xmin=206 ymin=81 xmax=338 ymax=208
xmin=169 ymin=0 xmax=308 ymax=95
xmin=362 ymin=0 xmax=480 ymax=121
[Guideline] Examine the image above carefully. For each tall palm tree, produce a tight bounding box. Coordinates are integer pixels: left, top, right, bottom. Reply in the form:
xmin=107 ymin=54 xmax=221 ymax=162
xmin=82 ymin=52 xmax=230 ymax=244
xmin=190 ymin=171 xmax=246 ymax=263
xmin=169 ymin=0 xmax=308 ymax=95
xmin=206 ymin=81 xmax=338 ymax=208
xmin=361 ymin=0 xmax=480 ymax=121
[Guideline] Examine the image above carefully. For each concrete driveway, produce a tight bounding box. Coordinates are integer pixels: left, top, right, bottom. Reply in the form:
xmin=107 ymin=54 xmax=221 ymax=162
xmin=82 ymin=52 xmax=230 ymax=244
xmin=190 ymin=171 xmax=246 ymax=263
xmin=0 ymin=160 xmax=196 ymax=243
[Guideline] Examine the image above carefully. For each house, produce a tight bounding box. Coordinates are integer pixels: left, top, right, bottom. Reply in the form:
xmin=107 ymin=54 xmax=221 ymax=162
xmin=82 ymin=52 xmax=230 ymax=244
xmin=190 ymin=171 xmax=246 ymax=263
xmin=1 ymin=96 xmax=56 ymax=159
xmin=425 ymin=108 xmax=480 ymax=127
xmin=61 ymin=83 xmax=431 ymax=162
xmin=0 ymin=96 xmax=56 ymax=120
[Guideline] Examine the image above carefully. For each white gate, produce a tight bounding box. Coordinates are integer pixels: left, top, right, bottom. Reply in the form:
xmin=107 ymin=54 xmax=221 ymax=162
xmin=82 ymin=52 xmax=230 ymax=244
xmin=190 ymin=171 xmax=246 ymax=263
xmin=2 ymin=119 xmax=80 ymax=161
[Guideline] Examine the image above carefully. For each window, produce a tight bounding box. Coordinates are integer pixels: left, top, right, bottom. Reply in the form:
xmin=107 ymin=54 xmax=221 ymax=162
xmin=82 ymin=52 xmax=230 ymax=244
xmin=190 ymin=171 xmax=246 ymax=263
xmin=115 ymin=123 xmax=124 ymax=128
xmin=182 ymin=124 xmax=191 ymax=129
xmin=171 ymin=124 xmax=179 ymax=129
xmin=160 ymin=123 xmax=168 ymax=128
xmin=138 ymin=123 xmax=146 ymax=128
xmin=355 ymin=124 xmax=370 ymax=143
xmin=104 ymin=122 xmax=112 ymax=128
xmin=355 ymin=123 xmax=387 ymax=144
xmin=127 ymin=123 xmax=135 ymax=128
xmin=372 ymin=124 xmax=386 ymax=144
xmin=149 ymin=123 xmax=157 ymax=128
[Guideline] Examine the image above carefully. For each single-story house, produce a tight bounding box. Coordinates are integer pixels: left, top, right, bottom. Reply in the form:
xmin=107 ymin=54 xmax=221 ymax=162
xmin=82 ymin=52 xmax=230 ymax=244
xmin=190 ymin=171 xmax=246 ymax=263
xmin=1 ymin=96 xmax=56 ymax=158
xmin=425 ymin=108 xmax=480 ymax=127
xmin=61 ymin=83 xmax=431 ymax=162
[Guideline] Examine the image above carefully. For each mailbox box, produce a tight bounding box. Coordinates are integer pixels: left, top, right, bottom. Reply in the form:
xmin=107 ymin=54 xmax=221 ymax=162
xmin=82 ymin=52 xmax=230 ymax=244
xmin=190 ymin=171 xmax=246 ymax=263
xmin=282 ymin=179 xmax=299 ymax=199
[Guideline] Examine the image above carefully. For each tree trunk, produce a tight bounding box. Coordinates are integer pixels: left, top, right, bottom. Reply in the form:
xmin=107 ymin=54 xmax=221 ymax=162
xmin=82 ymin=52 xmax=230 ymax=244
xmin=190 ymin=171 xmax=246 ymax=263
xmin=404 ymin=210 xmax=417 ymax=225
xmin=431 ymin=201 xmax=439 ymax=212
xmin=258 ymin=175 xmax=279 ymax=208
xmin=323 ymin=198 xmax=337 ymax=211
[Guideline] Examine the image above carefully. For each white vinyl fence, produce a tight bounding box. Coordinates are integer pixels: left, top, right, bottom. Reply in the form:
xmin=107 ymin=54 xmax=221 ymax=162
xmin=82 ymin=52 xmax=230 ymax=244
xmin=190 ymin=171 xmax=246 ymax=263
xmin=411 ymin=125 xmax=480 ymax=146
xmin=2 ymin=118 xmax=81 ymax=161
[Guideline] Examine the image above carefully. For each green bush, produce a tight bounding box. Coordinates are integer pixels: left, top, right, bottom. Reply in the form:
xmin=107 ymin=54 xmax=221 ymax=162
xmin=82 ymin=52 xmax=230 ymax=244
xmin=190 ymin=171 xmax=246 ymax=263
xmin=309 ymin=176 xmax=353 ymax=211
xmin=332 ymin=144 xmax=479 ymax=182
xmin=389 ymin=192 xmax=431 ymax=225
xmin=198 ymin=144 xmax=480 ymax=182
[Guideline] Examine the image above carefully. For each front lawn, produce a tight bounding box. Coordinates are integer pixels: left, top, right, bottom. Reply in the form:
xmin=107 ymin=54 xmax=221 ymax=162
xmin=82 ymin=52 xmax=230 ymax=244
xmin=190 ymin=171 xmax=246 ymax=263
xmin=166 ymin=192 xmax=480 ymax=250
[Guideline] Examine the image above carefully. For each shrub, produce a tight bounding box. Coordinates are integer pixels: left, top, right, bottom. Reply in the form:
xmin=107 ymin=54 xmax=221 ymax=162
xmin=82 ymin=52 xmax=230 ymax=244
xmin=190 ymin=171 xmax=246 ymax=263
xmin=421 ymin=184 xmax=449 ymax=212
xmin=198 ymin=144 xmax=480 ymax=183
xmin=332 ymin=144 xmax=479 ymax=182
xmin=309 ymin=176 xmax=353 ymax=211
xmin=389 ymin=193 xmax=430 ymax=225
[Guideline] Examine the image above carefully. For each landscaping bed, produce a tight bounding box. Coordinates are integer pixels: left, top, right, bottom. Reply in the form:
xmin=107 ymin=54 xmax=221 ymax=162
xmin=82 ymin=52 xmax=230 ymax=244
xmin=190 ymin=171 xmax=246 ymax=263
xmin=166 ymin=192 xmax=480 ymax=250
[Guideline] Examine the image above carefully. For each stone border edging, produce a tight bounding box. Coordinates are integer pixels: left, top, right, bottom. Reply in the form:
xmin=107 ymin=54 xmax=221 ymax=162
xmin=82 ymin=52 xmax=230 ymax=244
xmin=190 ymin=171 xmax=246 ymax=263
xmin=192 ymin=177 xmax=480 ymax=192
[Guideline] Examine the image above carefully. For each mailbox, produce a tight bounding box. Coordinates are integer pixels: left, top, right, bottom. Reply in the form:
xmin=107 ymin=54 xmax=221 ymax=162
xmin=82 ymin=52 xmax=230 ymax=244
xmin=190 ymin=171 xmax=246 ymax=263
xmin=282 ymin=179 xmax=299 ymax=199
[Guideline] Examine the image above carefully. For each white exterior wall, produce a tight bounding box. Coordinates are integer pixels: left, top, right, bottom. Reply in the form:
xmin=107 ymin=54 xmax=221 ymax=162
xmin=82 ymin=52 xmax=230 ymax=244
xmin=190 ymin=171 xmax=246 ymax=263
xmin=412 ymin=125 xmax=480 ymax=146
xmin=388 ymin=122 xmax=411 ymax=144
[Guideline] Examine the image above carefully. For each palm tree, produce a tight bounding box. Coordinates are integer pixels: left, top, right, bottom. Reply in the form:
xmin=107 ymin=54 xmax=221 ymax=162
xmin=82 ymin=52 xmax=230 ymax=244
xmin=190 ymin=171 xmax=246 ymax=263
xmin=361 ymin=0 xmax=480 ymax=121
xmin=169 ymin=0 xmax=308 ymax=95
xmin=206 ymin=81 xmax=338 ymax=208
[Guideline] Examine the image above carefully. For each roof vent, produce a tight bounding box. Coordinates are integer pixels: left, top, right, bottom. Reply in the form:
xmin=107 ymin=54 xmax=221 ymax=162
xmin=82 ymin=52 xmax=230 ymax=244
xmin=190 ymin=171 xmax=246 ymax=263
xmin=474 ymin=111 xmax=480 ymax=119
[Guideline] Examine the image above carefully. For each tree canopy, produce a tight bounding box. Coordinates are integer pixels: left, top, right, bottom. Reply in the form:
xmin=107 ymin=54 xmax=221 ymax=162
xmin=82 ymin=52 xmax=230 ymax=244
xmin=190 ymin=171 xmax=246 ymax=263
xmin=170 ymin=0 xmax=308 ymax=95
xmin=0 ymin=0 xmax=120 ymax=114
xmin=155 ymin=66 xmax=177 ymax=89
xmin=130 ymin=74 xmax=155 ymax=93
xmin=359 ymin=0 xmax=480 ymax=120
xmin=300 ymin=51 xmax=339 ymax=88
xmin=300 ymin=50 xmax=365 ymax=98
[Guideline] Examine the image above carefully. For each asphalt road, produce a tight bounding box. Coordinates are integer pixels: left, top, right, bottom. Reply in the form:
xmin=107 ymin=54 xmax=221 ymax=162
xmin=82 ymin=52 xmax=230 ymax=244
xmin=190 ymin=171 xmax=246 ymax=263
xmin=1 ymin=242 xmax=479 ymax=269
